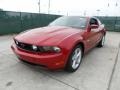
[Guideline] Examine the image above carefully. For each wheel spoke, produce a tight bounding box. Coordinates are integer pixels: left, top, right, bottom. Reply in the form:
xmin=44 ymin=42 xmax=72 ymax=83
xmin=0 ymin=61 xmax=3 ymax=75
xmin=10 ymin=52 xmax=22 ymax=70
xmin=77 ymin=51 xmax=81 ymax=57
xmin=72 ymin=60 xmax=76 ymax=69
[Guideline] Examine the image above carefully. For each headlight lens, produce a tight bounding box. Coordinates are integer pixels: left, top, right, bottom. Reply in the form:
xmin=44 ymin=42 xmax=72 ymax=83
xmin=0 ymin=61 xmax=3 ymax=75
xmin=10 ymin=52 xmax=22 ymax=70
xmin=42 ymin=46 xmax=61 ymax=53
xmin=53 ymin=47 xmax=61 ymax=52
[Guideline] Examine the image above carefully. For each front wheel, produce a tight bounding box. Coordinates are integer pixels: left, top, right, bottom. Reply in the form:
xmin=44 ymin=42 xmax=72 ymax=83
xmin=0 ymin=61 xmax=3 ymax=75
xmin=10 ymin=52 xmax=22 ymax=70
xmin=65 ymin=45 xmax=83 ymax=72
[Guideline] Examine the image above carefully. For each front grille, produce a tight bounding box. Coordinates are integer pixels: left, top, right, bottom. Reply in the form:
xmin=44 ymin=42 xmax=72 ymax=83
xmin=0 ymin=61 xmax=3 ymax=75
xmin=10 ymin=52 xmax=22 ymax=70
xmin=15 ymin=40 xmax=42 ymax=52
xmin=16 ymin=41 xmax=33 ymax=51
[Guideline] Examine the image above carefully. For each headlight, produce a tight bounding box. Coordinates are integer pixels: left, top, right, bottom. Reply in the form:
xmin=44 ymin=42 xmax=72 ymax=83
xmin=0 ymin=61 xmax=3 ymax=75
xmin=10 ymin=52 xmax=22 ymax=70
xmin=53 ymin=47 xmax=61 ymax=52
xmin=42 ymin=46 xmax=61 ymax=53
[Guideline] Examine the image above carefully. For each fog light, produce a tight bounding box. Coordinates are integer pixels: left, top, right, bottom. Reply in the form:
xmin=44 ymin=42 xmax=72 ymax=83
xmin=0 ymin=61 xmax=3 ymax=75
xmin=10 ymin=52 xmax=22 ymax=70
xmin=32 ymin=45 xmax=37 ymax=51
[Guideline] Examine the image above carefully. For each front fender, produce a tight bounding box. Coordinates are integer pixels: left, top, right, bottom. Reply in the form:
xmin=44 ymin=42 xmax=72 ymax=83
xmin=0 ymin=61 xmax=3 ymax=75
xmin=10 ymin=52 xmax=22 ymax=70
xmin=58 ymin=34 xmax=84 ymax=65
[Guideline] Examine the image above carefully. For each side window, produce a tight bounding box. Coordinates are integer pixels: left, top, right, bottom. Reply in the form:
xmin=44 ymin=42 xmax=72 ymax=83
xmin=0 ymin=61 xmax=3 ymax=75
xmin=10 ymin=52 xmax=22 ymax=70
xmin=90 ymin=18 xmax=98 ymax=25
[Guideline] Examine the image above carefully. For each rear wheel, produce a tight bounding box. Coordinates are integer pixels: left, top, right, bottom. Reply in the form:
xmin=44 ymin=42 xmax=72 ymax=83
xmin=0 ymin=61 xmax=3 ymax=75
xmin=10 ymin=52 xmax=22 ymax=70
xmin=97 ymin=35 xmax=105 ymax=47
xmin=65 ymin=45 xmax=83 ymax=72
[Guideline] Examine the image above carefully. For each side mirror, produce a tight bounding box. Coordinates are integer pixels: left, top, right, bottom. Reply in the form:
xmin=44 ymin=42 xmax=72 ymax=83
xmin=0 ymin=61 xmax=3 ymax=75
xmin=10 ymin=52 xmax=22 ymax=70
xmin=90 ymin=24 xmax=99 ymax=29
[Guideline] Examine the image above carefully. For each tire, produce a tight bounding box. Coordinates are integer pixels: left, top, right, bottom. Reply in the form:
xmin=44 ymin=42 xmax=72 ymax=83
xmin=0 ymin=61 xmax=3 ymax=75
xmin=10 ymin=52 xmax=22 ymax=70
xmin=65 ymin=45 xmax=83 ymax=72
xmin=97 ymin=35 xmax=105 ymax=47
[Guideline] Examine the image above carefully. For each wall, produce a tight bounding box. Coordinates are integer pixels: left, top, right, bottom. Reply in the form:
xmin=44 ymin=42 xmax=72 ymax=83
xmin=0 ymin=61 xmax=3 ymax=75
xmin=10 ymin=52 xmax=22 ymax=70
xmin=0 ymin=11 xmax=120 ymax=35
xmin=97 ymin=16 xmax=120 ymax=32
xmin=0 ymin=11 xmax=60 ymax=35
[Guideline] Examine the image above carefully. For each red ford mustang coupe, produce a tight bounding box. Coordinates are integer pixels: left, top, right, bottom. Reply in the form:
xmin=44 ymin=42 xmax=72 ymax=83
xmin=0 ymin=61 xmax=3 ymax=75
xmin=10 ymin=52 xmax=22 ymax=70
xmin=11 ymin=16 xmax=106 ymax=72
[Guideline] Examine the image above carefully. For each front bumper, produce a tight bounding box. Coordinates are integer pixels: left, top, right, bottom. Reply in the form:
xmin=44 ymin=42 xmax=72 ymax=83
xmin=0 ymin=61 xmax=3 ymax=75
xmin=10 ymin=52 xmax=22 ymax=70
xmin=11 ymin=44 xmax=66 ymax=70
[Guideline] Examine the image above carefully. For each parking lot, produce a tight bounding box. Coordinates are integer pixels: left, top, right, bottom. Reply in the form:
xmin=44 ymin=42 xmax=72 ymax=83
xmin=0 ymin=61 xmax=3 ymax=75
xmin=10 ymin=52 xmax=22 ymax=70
xmin=0 ymin=32 xmax=120 ymax=90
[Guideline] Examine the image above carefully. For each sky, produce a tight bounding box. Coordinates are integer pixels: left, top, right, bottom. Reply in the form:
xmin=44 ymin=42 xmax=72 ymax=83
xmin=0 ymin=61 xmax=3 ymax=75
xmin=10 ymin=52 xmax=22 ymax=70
xmin=0 ymin=0 xmax=120 ymax=16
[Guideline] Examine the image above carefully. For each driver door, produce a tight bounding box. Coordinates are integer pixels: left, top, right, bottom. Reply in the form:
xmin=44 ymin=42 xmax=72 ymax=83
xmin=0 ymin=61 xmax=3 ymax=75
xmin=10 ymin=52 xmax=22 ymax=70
xmin=83 ymin=18 xmax=100 ymax=52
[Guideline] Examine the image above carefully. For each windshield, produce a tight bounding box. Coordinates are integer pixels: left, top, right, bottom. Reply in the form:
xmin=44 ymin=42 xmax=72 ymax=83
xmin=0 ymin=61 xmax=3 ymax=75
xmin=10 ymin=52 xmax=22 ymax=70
xmin=49 ymin=16 xmax=87 ymax=29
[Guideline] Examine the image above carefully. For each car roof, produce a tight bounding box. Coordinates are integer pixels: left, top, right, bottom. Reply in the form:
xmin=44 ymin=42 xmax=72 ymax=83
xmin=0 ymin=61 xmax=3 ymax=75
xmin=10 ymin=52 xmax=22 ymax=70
xmin=62 ymin=16 xmax=98 ymax=20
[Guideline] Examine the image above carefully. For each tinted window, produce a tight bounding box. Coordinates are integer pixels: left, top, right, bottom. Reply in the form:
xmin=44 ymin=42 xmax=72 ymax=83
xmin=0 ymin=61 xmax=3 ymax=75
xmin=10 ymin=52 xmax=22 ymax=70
xmin=49 ymin=16 xmax=87 ymax=29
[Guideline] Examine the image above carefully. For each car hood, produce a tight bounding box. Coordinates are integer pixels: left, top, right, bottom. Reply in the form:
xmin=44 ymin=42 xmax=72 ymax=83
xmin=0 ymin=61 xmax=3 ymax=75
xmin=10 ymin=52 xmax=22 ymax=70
xmin=15 ymin=26 xmax=83 ymax=46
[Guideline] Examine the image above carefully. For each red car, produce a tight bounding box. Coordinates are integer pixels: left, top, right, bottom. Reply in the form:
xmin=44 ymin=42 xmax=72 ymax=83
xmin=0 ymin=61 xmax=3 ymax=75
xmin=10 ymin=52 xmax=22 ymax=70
xmin=11 ymin=16 xmax=106 ymax=72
